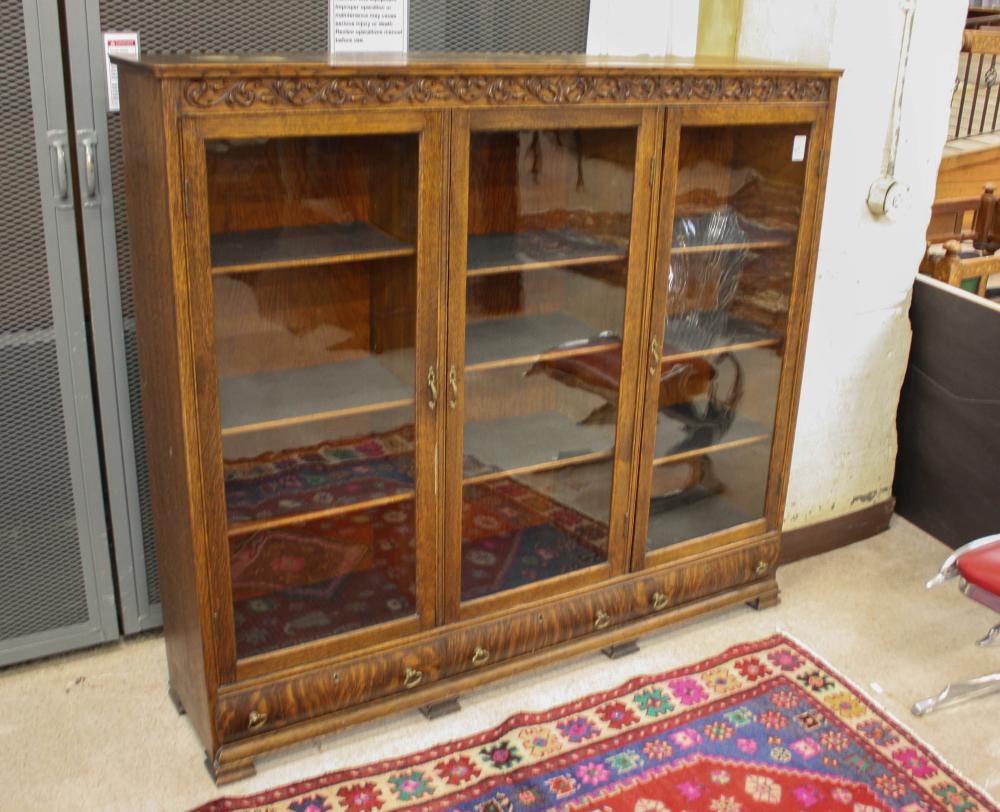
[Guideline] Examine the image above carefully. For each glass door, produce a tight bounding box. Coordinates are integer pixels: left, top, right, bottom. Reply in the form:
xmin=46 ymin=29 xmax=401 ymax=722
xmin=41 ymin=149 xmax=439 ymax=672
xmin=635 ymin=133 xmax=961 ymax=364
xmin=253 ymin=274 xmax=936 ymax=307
xmin=444 ymin=108 xmax=658 ymax=619
xmin=634 ymin=116 xmax=820 ymax=564
xmin=183 ymin=112 xmax=443 ymax=666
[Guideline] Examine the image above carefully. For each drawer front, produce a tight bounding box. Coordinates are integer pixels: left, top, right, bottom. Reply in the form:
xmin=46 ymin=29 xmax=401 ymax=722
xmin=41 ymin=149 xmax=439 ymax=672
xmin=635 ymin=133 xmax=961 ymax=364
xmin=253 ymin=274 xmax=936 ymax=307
xmin=216 ymin=642 xmax=446 ymax=742
xmin=216 ymin=535 xmax=777 ymax=741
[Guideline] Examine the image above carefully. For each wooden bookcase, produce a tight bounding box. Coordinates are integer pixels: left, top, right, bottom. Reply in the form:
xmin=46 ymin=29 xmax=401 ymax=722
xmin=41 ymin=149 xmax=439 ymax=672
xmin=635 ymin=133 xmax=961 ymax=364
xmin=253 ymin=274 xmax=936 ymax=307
xmin=114 ymin=53 xmax=839 ymax=783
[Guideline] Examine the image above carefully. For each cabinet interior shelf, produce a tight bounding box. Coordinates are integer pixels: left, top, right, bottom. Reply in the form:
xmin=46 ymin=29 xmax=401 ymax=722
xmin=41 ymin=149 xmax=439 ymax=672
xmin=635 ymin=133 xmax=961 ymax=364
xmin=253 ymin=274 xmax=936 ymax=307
xmin=467 ymin=228 xmax=626 ymax=276
xmin=466 ymin=312 xmax=619 ymax=372
xmin=670 ymin=238 xmax=793 ymax=256
xmin=227 ymin=490 xmax=413 ymax=537
xmin=211 ymin=221 xmax=415 ymax=275
xmin=219 ymin=355 xmax=413 ymax=437
xmin=660 ymin=337 xmax=781 ymax=364
xmin=662 ymin=313 xmax=781 ymax=360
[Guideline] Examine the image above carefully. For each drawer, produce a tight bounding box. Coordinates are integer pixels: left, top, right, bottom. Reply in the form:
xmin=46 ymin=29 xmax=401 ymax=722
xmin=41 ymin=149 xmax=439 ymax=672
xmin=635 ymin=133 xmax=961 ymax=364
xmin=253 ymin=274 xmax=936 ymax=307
xmin=216 ymin=534 xmax=778 ymax=742
xmin=216 ymin=639 xmax=446 ymax=742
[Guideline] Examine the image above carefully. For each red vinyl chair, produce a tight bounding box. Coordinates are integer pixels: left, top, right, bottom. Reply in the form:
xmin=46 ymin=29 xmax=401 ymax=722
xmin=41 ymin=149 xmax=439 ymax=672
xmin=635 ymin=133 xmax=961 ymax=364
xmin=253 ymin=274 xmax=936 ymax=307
xmin=912 ymin=533 xmax=1000 ymax=716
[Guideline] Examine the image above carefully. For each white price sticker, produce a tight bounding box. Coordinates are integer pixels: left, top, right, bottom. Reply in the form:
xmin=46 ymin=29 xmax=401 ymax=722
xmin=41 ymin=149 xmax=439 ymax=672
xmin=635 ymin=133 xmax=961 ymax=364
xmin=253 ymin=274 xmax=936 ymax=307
xmin=103 ymin=31 xmax=139 ymax=113
xmin=791 ymin=134 xmax=807 ymax=162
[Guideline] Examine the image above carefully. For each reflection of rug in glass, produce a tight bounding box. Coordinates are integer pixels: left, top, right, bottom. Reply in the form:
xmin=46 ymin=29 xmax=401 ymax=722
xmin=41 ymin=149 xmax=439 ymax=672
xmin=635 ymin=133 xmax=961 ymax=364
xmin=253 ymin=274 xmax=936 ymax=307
xmin=228 ymin=431 xmax=609 ymax=658
xmin=461 ymin=478 xmax=607 ymax=602
xmin=196 ymin=634 xmax=998 ymax=812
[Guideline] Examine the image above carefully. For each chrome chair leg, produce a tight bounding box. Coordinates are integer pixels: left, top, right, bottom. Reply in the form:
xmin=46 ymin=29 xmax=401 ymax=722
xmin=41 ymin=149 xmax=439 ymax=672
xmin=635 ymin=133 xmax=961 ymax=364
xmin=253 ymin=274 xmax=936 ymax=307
xmin=912 ymin=672 xmax=1000 ymax=716
xmin=978 ymin=622 xmax=1000 ymax=647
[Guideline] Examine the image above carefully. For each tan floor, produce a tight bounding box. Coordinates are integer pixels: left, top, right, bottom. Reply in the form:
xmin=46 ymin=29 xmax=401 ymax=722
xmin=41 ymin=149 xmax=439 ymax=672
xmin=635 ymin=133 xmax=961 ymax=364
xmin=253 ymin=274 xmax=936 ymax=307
xmin=1 ymin=516 xmax=998 ymax=811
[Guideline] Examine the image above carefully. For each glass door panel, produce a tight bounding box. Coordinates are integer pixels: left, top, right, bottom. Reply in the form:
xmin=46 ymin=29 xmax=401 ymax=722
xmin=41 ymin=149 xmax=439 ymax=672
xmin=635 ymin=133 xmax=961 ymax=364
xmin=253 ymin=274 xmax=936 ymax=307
xmin=644 ymin=123 xmax=809 ymax=555
xmin=457 ymin=124 xmax=640 ymax=604
xmin=205 ymin=132 xmax=423 ymax=659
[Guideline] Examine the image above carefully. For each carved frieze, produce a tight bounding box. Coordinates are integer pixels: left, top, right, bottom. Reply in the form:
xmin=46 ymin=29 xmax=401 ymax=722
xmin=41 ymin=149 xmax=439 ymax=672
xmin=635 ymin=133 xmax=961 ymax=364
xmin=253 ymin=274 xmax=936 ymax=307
xmin=183 ymin=74 xmax=829 ymax=110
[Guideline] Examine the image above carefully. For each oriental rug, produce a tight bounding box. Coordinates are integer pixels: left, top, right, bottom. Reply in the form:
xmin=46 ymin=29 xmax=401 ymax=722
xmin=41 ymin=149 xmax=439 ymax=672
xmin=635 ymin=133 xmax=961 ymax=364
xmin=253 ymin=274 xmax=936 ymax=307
xmin=194 ymin=634 xmax=997 ymax=812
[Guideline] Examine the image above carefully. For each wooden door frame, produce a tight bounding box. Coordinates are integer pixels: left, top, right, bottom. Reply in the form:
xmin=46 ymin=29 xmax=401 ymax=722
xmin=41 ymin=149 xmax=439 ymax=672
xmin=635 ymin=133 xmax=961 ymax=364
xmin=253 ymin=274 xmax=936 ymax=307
xmin=630 ymin=103 xmax=829 ymax=573
xmin=177 ymin=108 xmax=447 ymax=683
xmin=442 ymin=105 xmax=660 ymax=624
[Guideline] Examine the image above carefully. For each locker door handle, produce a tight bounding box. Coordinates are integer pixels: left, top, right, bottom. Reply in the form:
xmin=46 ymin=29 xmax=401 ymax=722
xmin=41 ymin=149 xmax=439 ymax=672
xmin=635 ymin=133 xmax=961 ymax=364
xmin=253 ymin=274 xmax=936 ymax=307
xmin=47 ymin=131 xmax=70 ymax=203
xmin=79 ymin=131 xmax=99 ymax=204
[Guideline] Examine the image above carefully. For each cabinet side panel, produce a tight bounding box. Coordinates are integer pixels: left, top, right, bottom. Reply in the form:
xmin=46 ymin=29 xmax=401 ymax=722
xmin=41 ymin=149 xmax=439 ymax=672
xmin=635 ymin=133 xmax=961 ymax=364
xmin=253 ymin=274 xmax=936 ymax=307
xmin=117 ymin=68 xmax=215 ymax=752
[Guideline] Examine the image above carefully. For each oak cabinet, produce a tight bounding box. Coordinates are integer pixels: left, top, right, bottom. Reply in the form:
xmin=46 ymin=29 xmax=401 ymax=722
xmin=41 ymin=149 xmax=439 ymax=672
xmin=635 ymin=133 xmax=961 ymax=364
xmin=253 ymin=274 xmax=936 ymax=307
xmin=115 ymin=53 xmax=837 ymax=783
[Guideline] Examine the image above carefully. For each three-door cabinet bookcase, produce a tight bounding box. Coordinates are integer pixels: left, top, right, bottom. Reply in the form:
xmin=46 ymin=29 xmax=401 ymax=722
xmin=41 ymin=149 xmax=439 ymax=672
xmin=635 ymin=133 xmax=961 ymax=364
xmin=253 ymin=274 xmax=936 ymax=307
xmin=114 ymin=52 xmax=838 ymax=783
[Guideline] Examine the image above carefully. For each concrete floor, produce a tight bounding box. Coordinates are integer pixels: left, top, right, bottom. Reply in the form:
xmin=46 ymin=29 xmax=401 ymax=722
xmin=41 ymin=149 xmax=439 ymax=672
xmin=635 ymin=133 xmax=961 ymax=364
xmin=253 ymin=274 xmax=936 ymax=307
xmin=1 ymin=516 xmax=997 ymax=811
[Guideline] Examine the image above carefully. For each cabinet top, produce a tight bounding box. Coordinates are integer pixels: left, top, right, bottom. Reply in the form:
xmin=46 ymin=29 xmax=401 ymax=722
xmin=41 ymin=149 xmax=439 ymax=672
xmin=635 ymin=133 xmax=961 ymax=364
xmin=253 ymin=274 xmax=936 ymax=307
xmin=113 ymin=51 xmax=840 ymax=79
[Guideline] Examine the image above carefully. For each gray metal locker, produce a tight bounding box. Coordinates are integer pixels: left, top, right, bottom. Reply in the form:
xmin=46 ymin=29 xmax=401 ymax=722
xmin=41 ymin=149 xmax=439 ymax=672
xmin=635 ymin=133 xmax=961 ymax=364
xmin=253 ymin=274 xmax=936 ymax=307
xmin=0 ymin=0 xmax=119 ymax=667
xmin=59 ymin=0 xmax=590 ymax=636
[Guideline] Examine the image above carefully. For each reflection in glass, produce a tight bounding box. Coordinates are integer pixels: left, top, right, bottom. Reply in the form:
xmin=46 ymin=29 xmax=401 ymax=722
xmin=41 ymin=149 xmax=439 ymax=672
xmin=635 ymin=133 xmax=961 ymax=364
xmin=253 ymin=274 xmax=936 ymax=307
xmin=460 ymin=126 xmax=638 ymax=600
xmin=646 ymin=124 xmax=807 ymax=553
xmin=206 ymin=133 xmax=422 ymax=656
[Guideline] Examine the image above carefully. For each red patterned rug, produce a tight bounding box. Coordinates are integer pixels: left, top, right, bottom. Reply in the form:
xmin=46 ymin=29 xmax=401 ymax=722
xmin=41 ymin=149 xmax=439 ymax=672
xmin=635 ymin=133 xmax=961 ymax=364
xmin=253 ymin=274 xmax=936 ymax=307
xmin=194 ymin=635 xmax=997 ymax=812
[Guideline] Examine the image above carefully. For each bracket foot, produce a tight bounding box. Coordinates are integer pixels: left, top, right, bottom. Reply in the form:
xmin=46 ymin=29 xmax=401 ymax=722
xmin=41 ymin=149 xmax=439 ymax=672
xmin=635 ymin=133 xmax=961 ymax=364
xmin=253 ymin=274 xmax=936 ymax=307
xmin=167 ymin=683 xmax=186 ymax=716
xmin=602 ymin=640 xmax=640 ymax=659
xmin=206 ymin=754 xmax=256 ymax=786
xmin=420 ymin=697 xmax=461 ymax=720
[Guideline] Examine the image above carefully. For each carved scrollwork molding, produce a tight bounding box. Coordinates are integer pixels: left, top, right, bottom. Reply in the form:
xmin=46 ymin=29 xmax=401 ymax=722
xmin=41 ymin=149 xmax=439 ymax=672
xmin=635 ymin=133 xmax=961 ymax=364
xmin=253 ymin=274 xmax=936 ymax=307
xmin=182 ymin=74 xmax=829 ymax=110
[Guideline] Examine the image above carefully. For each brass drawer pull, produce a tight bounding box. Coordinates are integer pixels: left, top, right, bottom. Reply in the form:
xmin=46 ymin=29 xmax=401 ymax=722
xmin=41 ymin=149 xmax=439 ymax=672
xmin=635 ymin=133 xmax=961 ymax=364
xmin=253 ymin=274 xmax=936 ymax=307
xmin=594 ymin=609 xmax=611 ymax=630
xmin=403 ymin=667 xmax=423 ymax=689
xmin=651 ymin=591 xmax=668 ymax=611
xmin=471 ymin=646 xmax=489 ymax=666
xmin=247 ymin=710 xmax=268 ymax=730
xmin=755 ymin=560 xmax=769 ymax=577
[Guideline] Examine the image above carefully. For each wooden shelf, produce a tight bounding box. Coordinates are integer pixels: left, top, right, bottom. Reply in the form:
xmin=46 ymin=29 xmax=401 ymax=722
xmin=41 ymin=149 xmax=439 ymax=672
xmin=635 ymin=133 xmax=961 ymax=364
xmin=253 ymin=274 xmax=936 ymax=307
xmin=227 ymin=490 xmax=413 ymax=537
xmin=651 ymin=412 xmax=771 ymax=468
xmin=463 ymin=410 xmax=616 ymax=486
xmin=219 ymin=354 xmax=413 ymax=436
xmin=661 ymin=313 xmax=781 ymax=361
xmin=211 ymin=221 xmax=415 ymax=274
xmin=465 ymin=312 xmax=619 ymax=372
xmin=670 ymin=218 xmax=796 ymax=257
xmin=671 ymin=238 xmax=793 ymax=256
xmin=467 ymin=228 xmax=626 ymax=276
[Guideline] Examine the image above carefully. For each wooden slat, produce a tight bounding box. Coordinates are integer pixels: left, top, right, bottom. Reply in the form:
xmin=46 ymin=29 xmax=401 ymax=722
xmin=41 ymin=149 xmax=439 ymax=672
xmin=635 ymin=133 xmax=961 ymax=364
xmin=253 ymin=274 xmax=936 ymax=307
xmin=462 ymin=448 xmax=614 ymax=487
xmin=227 ymin=490 xmax=414 ymax=537
xmin=659 ymin=337 xmax=781 ymax=364
xmin=650 ymin=433 xmax=771 ymax=468
xmin=211 ymin=221 xmax=415 ymax=275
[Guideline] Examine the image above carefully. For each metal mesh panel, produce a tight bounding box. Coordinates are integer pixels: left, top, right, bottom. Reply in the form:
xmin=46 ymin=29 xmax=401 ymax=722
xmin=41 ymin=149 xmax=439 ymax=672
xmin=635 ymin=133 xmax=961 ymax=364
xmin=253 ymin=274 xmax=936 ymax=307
xmin=1 ymin=7 xmax=52 ymax=332
xmin=0 ymin=339 xmax=90 ymax=639
xmin=124 ymin=325 xmax=158 ymax=605
xmin=0 ymin=1 xmax=92 ymax=642
xmin=409 ymin=0 xmax=590 ymax=53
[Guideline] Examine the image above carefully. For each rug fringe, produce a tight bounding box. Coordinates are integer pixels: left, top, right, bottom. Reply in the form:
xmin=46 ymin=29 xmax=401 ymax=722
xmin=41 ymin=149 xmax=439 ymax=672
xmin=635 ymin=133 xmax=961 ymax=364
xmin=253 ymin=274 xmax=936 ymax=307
xmin=773 ymin=625 xmax=999 ymax=808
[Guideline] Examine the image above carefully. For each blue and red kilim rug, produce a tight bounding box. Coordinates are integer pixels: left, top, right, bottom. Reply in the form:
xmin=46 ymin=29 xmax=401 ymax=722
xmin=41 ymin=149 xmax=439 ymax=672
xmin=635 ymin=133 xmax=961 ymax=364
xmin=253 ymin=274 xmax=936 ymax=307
xmin=195 ymin=635 xmax=997 ymax=812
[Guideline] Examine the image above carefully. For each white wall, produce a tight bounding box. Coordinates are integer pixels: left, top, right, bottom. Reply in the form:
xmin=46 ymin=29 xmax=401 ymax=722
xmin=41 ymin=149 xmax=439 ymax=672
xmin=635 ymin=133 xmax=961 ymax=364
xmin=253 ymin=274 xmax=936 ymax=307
xmin=587 ymin=0 xmax=699 ymax=57
xmin=738 ymin=0 xmax=966 ymax=528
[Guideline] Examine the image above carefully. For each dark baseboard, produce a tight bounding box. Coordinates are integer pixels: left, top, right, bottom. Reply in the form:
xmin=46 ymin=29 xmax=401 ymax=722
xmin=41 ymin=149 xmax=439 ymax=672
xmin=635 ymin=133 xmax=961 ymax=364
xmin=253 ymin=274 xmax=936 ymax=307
xmin=779 ymin=498 xmax=896 ymax=565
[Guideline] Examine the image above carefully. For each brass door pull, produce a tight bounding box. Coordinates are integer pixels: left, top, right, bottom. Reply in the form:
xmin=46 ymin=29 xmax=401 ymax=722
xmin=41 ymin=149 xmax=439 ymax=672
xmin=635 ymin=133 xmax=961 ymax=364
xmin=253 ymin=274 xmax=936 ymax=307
xmin=403 ymin=667 xmax=423 ymax=688
xmin=247 ymin=710 xmax=268 ymax=730
xmin=649 ymin=337 xmax=661 ymax=375
xmin=448 ymin=365 xmax=458 ymax=409
xmin=651 ymin=591 xmax=668 ymax=611
xmin=755 ymin=560 xmax=769 ymax=577
xmin=427 ymin=367 xmax=438 ymax=410
xmin=471 ymin=646 xmax=489 ymax=666
xmin=594 ymin=610 xmax=611 ymax=630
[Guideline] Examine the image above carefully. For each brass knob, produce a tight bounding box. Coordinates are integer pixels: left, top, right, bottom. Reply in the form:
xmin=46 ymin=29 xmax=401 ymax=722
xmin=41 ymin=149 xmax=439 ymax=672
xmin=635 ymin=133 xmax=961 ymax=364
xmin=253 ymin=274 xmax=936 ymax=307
xmin=403 ymin=667 xmax=423 ymax=688
xmin=247 ymin=710 xmax=268 ymax=730
xmin=755 ymin=560 xmax=768 ymax=577
xmin=594 ymin=609 xmax=611 ymax=630
xmin=471 ymin=646 xmax=489 ymax=666
xmin=651 ymin=591 xmax=668 ymax=611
